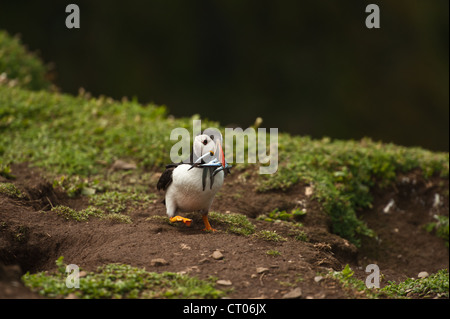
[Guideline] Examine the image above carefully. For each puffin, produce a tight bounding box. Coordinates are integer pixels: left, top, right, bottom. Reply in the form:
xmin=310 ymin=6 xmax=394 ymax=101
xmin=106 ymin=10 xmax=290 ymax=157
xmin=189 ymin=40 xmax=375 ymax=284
xmin=157 ymin=132 xmax=231 ymax=231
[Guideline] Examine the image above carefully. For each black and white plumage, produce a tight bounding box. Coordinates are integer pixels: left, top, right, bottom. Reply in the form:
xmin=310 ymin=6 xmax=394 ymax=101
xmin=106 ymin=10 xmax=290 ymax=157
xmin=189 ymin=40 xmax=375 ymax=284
xmin=157 ymin=133 xmax=231 ymax=231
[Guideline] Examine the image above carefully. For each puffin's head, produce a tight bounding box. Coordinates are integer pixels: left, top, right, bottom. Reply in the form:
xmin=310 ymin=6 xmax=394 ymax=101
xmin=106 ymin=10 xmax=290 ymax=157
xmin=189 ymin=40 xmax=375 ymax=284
xmin=194 ymin=134 xmax=215 ymax=157
xmin=193 ymin=132 xmax=226 ymax=167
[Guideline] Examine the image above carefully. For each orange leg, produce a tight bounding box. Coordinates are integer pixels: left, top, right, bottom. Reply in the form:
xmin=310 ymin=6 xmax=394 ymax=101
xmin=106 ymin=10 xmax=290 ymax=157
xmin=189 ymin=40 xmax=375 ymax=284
xmin=202 ymin=215 xmax=216 ymax=232
xmin=170 ymin=215 xmax=192 ymax=227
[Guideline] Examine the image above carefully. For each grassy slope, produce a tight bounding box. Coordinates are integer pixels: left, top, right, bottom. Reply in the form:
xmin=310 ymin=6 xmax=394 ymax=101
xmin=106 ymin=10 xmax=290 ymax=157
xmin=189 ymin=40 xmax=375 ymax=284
xmin=0 ymin=30 xmax=51 ymax=91
xmin=328 ymin=265 xmax=449 ymax=299
xmin=265 ymin=134 xmax=448 ymax=244
xmin=22 ymin=257 xmax=224 ymax=299
xmin=1 ymin=29 xmax=448 ymax=298
xmin=1 ymin=84 xmax=448 ymax=245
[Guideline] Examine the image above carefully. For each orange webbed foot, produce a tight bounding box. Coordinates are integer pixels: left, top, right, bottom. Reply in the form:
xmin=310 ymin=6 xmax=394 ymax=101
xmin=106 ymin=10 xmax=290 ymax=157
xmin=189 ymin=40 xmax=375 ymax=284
xmin=170 ymin=216 xmax=192 ymax=227
xmin=202 ymin=215 xmax=216 ymax=232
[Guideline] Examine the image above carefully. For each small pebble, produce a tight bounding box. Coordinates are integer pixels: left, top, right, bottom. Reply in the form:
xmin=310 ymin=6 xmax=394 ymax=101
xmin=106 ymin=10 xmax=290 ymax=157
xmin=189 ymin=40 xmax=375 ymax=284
xmin=256 ymin=267 xmax=269 ymax=274
xmin=383 ymin=199 xmax=395 ymax=213
xmin=418 ymin=271 xmax=429 ymax=279
xmin=216 ymin=279 xmax=232 ymax=286
xmin=151 ymin=258 xmax=169 ymax=266
xmin=282 ymin=287 xmax=302 ymax=299
xmin=211 ymin=250 xmax=224 ymax=260
xmin=314 ymin=276 xmax=323 ymax=283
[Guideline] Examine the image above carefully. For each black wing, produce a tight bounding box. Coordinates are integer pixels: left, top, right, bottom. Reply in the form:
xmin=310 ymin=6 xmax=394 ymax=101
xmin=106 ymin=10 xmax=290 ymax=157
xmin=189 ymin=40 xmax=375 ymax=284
xmin=157 ymin=166 xmax=176 ymax=191
xmin=156 ymin=146 xmax=203 ymax=191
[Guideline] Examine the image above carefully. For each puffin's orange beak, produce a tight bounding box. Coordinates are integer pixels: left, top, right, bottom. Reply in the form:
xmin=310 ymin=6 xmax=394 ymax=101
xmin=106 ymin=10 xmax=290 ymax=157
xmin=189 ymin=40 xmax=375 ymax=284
xmin=217 ymin=141 xmax=226 ymax=168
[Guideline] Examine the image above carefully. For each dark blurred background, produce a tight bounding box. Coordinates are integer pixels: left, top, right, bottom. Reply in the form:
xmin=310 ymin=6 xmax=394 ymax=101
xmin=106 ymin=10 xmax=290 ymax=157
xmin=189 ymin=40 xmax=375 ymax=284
xmin=0 ymin=0 xmax=448 ymax=151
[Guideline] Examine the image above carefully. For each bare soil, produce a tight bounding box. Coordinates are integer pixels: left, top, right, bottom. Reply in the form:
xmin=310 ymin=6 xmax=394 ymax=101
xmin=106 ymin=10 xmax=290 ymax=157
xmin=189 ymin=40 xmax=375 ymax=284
xmin=0 ymin=164 xmax=448 ymax=298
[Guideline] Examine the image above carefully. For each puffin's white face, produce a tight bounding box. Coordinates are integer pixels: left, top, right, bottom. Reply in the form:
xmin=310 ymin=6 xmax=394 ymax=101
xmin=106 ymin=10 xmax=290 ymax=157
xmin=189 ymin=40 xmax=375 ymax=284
xmin=193 ymin=134 xmax=216 ymax=159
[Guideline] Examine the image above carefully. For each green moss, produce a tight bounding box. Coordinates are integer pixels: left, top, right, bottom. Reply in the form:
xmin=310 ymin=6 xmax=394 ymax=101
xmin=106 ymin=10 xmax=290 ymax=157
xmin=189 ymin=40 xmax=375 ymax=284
xmin=0 ymin=85 xmax=219 ymax=177
xmin=257 ymin=136 xmax=448 ymax=245
xmin=13 ymin=225 xmax=29 ymax=243
xmin=381 ymin=269 xmax=449 ymax=298
xmin=209 ymin=211 xmax=256 ymax=236
xmin=146 ymin=215 xmax=171 ymax=224
xmin=328 ymin=264 xmax=369 ymax=293
xmin=266 ymin=249 xmax=281 ymax=257
xmin=50 ymin=205 xmax=102 ymax=222
xmin=424 ymin=215 xmax=449 ymax=248
xmin=258 ymin=207 xmax=305 ymax=225
xmin=100 ymin=213 xmax=132 ymax=224
xmin=255 ymin=230 xmax=287 ymax=242
xmin=22 ymin=257 xmax=225 ymax=299
xmin=289 ymin=229 xmax=308 ymax=242
xmin=50 ymin=205 xmax=133 ymax=224
xmin=0 ymin=182 xmax=26 ymax=199
xmin=0 ymin=30 xmax=51 ymax=90
xmin=0 ymin=161 xmax=15 ymax=179
xmin=328 ymin=265 xmax=449 ymax=299
xmin=88 ymin=191 xmax=154 ymax=214
xmin=1 ymin=37 xmax=448 ymax=247
xmin=2 ymin=83 xmax=448 ymax=246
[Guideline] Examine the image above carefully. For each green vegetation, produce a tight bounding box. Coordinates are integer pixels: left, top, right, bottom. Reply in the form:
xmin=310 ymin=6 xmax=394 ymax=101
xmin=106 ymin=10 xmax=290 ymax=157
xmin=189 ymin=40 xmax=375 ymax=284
xmin=328 ymin=265 xmax=449 ymax=299
xmin=257 ymin=208 xmax=308 ymax=242
xmin=150 ymin=211 xmax=297 ymax=242
xmin=258 ymin=207 xmax=306 ymax=224
xmin=50 ymin=205 xmax=102 ymax=222
xmin=0 ymin=30 xmax=51 ymax=91
xmin=0 ymin=182 xmax=26 ymax=199
xmin=255 ymin=230 xmax=287 ymax=242
xmin=289 ymin=229 xmax=308 ymax=242
xmin=1 ymin=29 xmax=448 ymax=246
xmin=22 ymin=257 xmax=225 ymax=299
xmin=0 ymin=161 xmax=14 ymax=179
xmin=381 ymin=269 xmax=449 ymax=298
xmin=50 ymin=205 xmax=132 ymax=224
xmin=0 ymin=85 xmax=191 ymax=176
xmin=2 ymin=82 xmax=448 ymax=245
xmin=328 ymin=264 xmax=372 ymax=296
xmin=146 ymin=215 xmax=172 ymax=225
xmin=88 ymin=191 xmax=155 ymax=214
xmin=88 ymin=170 xmax=155 ymax=195
xmin=0 ymin=79 xmax=221 ymax=179
xmin=266 ymin=249 xmax=281 ymax=257
xmin=258 ymin=136 xmax=449 ymax=245
xmin=209 ymin=211 xmax=256 ymax=236
xmin=13 ymin=225 xmax=29 ymax=243
xmin=52 ymin=175 xmax=93 ymax=198
xmin=424 ymin=215 xmax=449 ymax=248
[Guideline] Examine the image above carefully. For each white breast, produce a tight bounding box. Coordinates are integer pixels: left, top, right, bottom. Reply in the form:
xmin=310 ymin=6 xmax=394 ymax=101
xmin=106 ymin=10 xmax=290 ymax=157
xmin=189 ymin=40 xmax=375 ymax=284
xmin=165 ymin=164 xmax=224 ymax=213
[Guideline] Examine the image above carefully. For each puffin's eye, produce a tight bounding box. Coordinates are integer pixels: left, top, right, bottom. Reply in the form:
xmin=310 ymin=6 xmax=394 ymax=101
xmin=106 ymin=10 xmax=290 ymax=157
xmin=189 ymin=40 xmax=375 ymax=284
xmin=202 ymin=139 xmax=208 ymax=145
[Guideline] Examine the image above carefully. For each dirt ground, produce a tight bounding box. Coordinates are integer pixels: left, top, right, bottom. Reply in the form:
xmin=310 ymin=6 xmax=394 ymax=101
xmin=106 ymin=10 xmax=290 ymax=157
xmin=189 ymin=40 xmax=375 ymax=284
xmin=0 ymin=163 xmax=448 ymax=299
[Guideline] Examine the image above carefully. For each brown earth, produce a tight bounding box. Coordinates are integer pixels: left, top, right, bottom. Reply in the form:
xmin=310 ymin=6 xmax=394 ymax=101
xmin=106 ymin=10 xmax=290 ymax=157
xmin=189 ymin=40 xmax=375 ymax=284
xmin=0 ymin=163 xmax=448 ymax=299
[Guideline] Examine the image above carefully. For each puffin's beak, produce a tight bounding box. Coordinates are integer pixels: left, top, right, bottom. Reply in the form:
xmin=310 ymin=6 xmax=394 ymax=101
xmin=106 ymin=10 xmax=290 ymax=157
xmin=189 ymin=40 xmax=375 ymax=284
xmin=217 ymin=141 xmax=226 ymax=168
xmin=195 ymin=151 xmax=214 ymax=163
xmin=188 ymin=150 xmax=214 ymax=171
